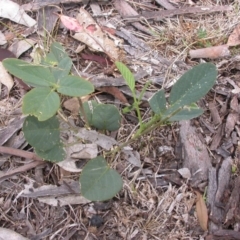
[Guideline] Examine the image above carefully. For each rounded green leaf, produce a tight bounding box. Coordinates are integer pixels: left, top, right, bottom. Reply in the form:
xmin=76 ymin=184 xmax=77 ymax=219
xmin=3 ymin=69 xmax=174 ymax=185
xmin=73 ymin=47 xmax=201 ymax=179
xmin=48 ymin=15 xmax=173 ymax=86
xmin=81 ymin=100 xmax=99 ymax=125
xmin=35 ymin=143 xmax=66 ymax=162
xmin=52 ymin=57 xmax=72 ymax=81
xmin=80 ymin=156 xmax=123 ymax=201
xmin=49 ymin=42 xmax=69 ymax=62
xmin=149 ymin=89 xmax=166 ymax=114
xmin=2 ymin=59 xmax=57 ymax=87
xmin=92 ymin=104 xmax=121 ymax=131
xmin=23 ymin=115 xmax=61 ymax=151
xmin=57 ymin=76 xmax=94 ymax=97
xmin=169 ymin=63 xmax=217 ymax=111
xmin=22 ymin=87 xmax=60 ymax=121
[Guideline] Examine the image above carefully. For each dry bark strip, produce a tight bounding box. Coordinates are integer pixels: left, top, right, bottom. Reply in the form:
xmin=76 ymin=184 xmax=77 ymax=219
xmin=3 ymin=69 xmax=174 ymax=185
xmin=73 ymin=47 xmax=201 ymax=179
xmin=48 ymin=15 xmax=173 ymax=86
xmin=206 ymin=230 xmax=240 ymax=240
xmin=207 ymin=157 xmax=233 ymax=233
xmin=155 ymin=0 xmax=176 ymax=10
xmin=22 ymin=0 xmax=86 ymax=11
xmin=142 ymin=5 xmax=232 ymax=20
xmin=113 ymin=0 xmax=153 ymax=35
xmin=224 ymin=176 xmax=240 ymax=226
xmin=209 ymin=102 xmax=222 ymax=125
xmin=180 ymin=120 xmax=211 ymax=184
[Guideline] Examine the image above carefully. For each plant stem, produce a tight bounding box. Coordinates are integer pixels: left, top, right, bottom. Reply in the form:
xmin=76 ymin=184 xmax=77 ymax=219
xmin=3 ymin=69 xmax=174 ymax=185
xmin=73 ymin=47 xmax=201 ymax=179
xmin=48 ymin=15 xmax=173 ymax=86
xmin=108 ymin=108 xmax=182 ymax=155
xmin=132 ymin=93 xmax=143 ymax=130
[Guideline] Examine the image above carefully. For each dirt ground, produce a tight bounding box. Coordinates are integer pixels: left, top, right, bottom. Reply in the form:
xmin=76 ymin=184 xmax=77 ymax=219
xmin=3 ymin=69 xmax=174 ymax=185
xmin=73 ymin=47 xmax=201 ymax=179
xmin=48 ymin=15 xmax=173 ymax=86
xmin=0 ymin=0 xmax=240 ymax=239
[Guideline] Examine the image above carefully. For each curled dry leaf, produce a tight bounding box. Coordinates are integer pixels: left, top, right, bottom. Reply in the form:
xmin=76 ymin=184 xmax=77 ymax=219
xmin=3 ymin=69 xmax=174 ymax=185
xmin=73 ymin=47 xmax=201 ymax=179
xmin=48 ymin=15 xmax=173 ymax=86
xmin=0 ymin=0 xmax=36 ymax=27
xmin=195 ymin=191 xmax=208 ymax=231
xmin=59 ymin=8 xmax=120 ymax=60
xmin=0 ymin=62 xmax=14 ymax=93
xmin=59 ymin=14 xmax=83 ymax=32
xmin=0 ymin=31 xmax=7 ymax=45
xmin=227 ymin=24 xmax=240 ymax=47
xmin=8 ymin=39 xmax=36 ymax=58
xmin=98 ymin=86 xmax=128 ymax=104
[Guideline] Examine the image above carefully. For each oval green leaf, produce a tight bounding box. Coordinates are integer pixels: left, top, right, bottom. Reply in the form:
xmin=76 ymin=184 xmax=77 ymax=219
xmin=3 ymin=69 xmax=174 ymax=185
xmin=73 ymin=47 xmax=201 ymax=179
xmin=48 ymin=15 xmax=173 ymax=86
xmin=2 ymin=59 xmax=57 ymax=87
xmin=44 ymin=42 xmax=73 ymax=81
xmin=169 ymin=63 xmax=217 ymax=111
xmin=51 ymin=57 xmax=72 ymax=81
xmin=49 ymin=42 xmax=69 ymax=62
xmin=149 ymin=89 xmax=166 ymax=114
xmin=57 ymin=75 xmax=94 ymax=97
xmin=169 ymin=104 xmax=204 ymax=121
xmin=81 ymin=100 xmax=99 ymax=125
xmin=92 ymin=104 xmax=121 ymax=131
xmin=22 ymin=87 xmax=60 ymax=121
xmin=115 ymin=62 xmax=135 ymax=92
xmin=35 ymin=143 xmax=66 ymax=162
xmin=80 ymin=156 xmax=123 ymax=201
xmin=23 ymin=115 xmax=61 ymax=151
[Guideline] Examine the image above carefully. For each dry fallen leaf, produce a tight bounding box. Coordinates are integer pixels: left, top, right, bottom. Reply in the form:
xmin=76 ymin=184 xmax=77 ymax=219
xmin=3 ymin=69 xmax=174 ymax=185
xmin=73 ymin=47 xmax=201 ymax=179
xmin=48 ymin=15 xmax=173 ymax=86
xmin=195 ymin=191 xmax=208 ymax=231
xmin=59 ymin=8 xmax=120 ymax=60
xmin=8 ymin=39 xmax=36 ymax=58
xmin=0 ymin=62 xmax=14 ymax=93
xmin=227 ymin=24 xmax=240 ymax=46
xmin=0 ymin=0 xmax=36 ymax=27
xmin=98 ymin=86 xmax=128 ymax=104
xmin=81 ymin=53 xmax=112 ymax=66
xmin=63 ymin=97 xmax=80 ymax=115
xmin=59 ymin=14 xmax=83 ymax=32
xmin=0 ymin=31 xmax=7 ymax=45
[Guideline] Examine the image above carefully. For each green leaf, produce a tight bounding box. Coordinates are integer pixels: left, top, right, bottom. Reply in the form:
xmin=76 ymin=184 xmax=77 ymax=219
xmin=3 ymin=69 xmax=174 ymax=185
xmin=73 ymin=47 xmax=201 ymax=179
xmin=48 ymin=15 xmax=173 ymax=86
xmin=22 ymin=87 xmax=60 ymax=121
xmin=115 ymin=62 xmax=135 ymax=92
xmin=35 ymin=143 xmax=65 ymax=162
xmin=53 ymin=57 xmax=72 ymax=80
xmin=92 ymin=104 xmax=121 ymax=131
xmin=49 ymin=42 xmax=69 ymax=62
xmin=57 ymin=75 xmax=94 ymax=97
xmin=168 ymin=103 xmax=204 ymax=121
xmin=23 ymin=115 xmax=61 ymax=151
xmin=149 ymin=89 xmax=166 ymax=114
xmin=81 ymin=100 xmax=99 ymax=125
xmin=2 ymin=59 xmax=57 ymax=87
xmin=169 ymin=63 xmax=217 ymax=111
xmin=44 ymin=42 xmax=72 ymax=81
xmin=80 ymin=156 xmax=123 ymax=201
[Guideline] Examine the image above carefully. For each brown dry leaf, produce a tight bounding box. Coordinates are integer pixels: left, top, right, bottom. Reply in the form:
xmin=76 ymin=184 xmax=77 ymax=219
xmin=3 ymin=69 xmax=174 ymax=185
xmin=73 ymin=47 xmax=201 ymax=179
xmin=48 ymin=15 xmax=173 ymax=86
xmin=59 ymin=9 xmax=120 ymax=60
xmin=0 ymin=31 xmax=7 ymax=45
xmin=0 ymin=62 xmax=14 ymax=93
xmin=189 ymin=45 xmax=230 ymax=59
xmin=98 ymin=86 xmax=128 ymax=104
xmin=8 ymin=39 xmax=36 ymax=58
xmin=63 ymin=97 xmax=80 ymax=115
xmin=195 ymin=191 xmax=208 ymax=231
xmin=227 ymin=24 xmax=240 ymax=47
